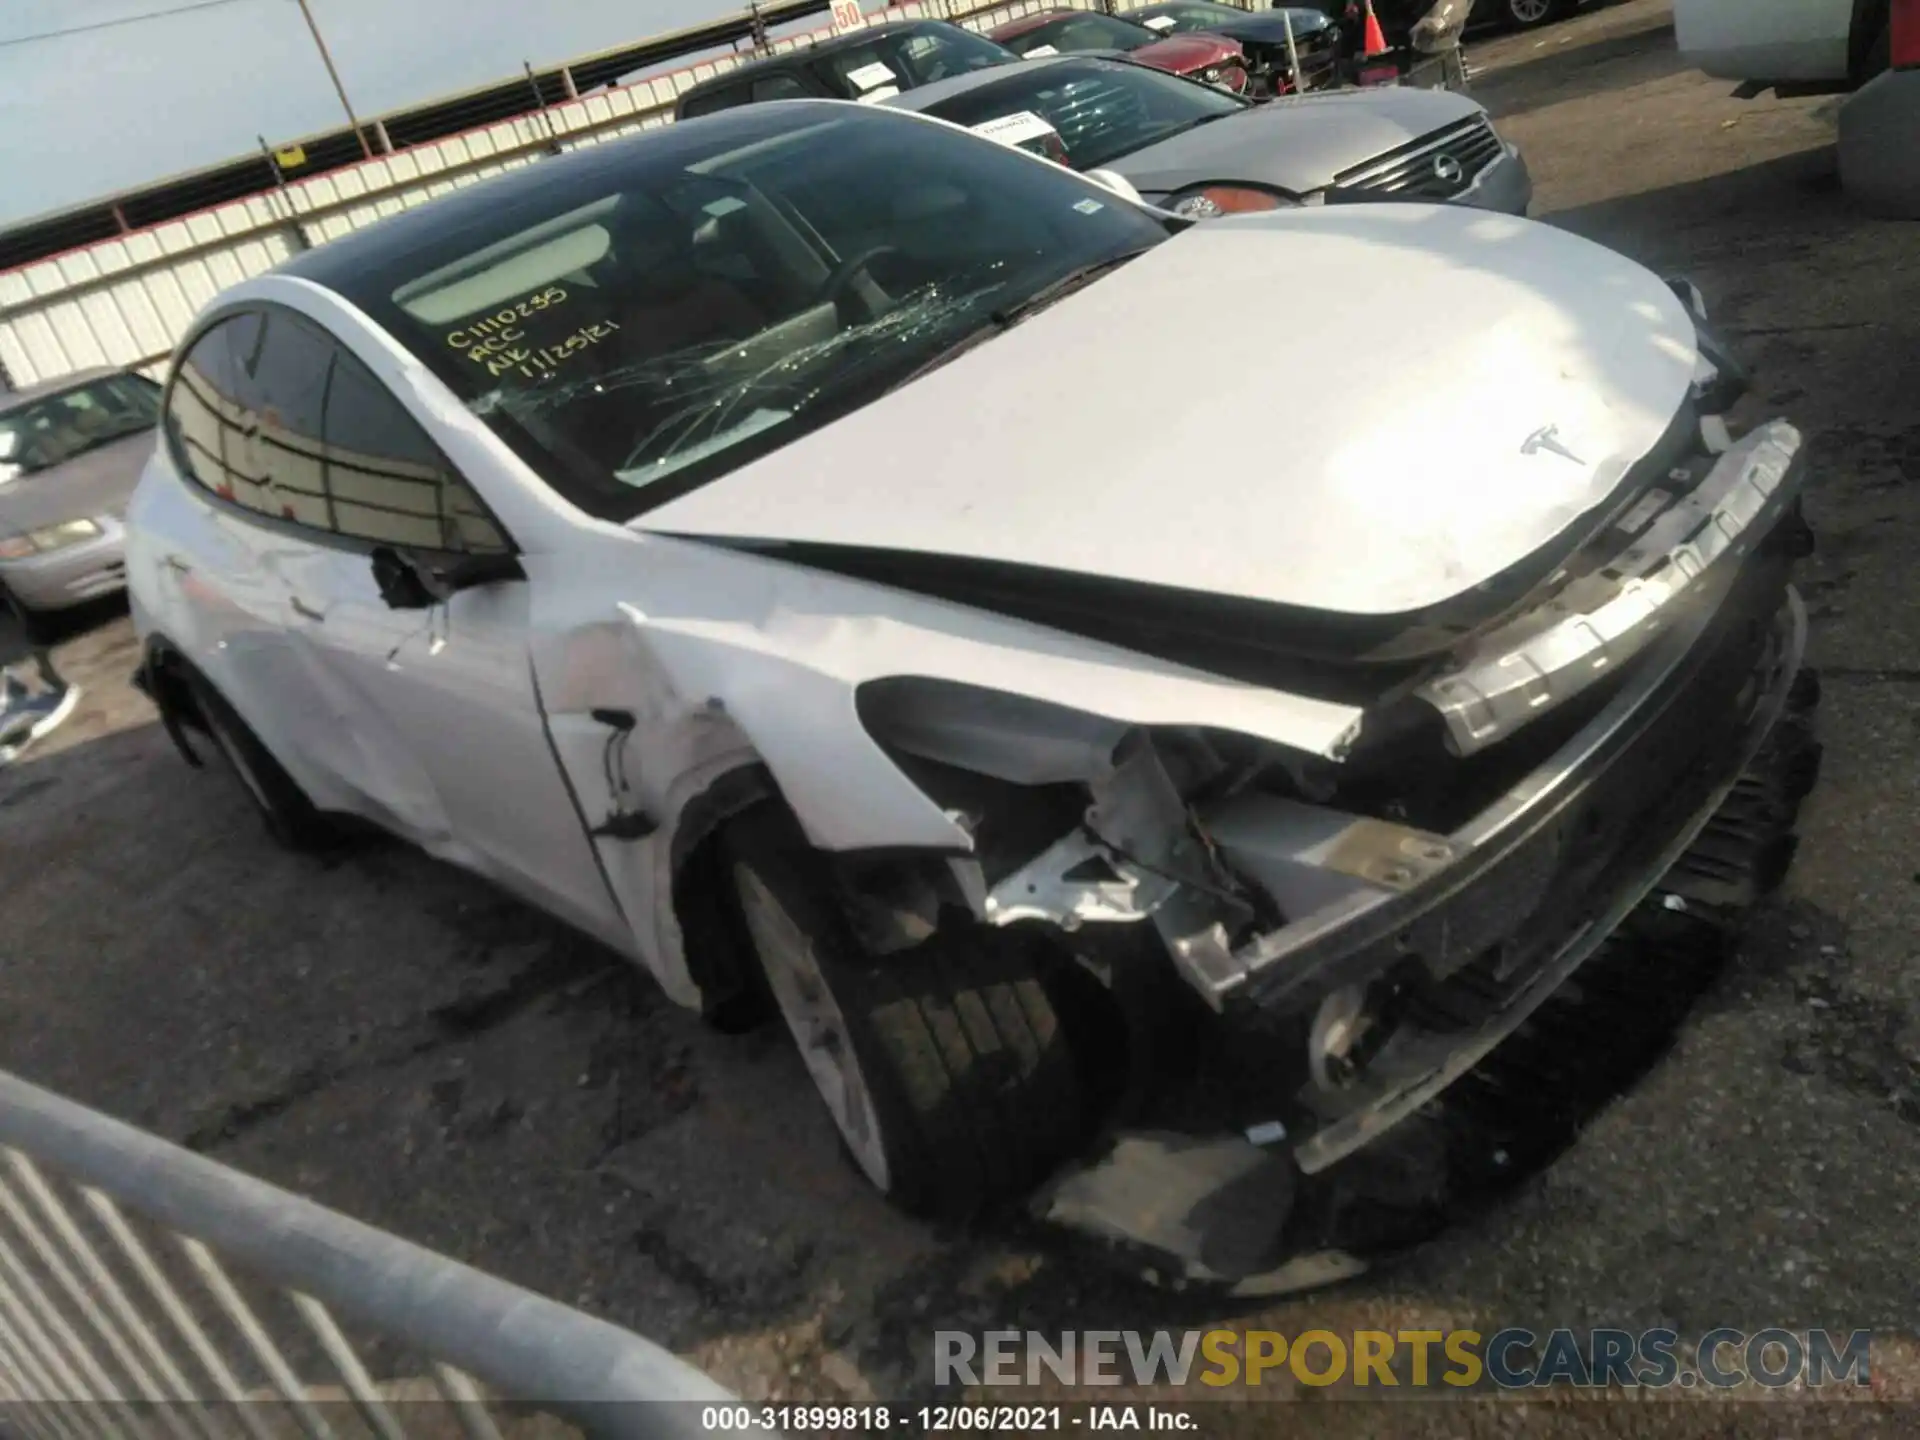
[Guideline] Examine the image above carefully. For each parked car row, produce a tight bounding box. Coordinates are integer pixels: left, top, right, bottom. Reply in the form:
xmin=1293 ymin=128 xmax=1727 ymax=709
xmin=988 ymin=9 xmax=1256 ymax=96
xmin=110 ymin=41 xmax=1820 ymax=1292
xmin=678 ymin=16 xmax=1530 ymax=219
xmin=889 ymin=54 xmax=1529 ymax=215
xmin=990 ymin=5 xmax=1346 ymax=96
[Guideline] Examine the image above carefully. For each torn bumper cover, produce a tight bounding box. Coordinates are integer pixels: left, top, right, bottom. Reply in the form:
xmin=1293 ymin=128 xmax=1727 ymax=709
xmin=1027 ymin=426 xmax=1814 ymax=1289
xmin=1186 ymin=425 xmax=1807 ymax=1158
xmin=1012 ymin=418 xmax=1810 ymax=1215
xmin=1250 ymin=576 xmax=1802 ymax=1174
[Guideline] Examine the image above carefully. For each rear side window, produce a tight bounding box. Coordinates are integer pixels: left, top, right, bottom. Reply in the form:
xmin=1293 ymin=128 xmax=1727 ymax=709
xmin=166 ymin=307 xmax=506 ymax=555
xmin=165 ymin=313 xmax=262 ymax=502
xmin=679 ymin=84 xmax=750 ymax=118
xmin=752 ymin=74 xmax=811 ymax=101
xmin=817 ymin=24 xmax=1013 ymax=97
xmin=231 ymin=312 xmax=334 ymax=528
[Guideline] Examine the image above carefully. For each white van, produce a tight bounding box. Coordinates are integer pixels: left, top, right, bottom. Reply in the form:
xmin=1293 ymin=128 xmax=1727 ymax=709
xmin=1675 ymin=0 xmax=1892 ymax=95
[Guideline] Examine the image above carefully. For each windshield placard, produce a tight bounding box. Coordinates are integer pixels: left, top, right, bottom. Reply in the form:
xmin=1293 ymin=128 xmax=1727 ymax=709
xmin=844 ymin=60 xmax=896 ymax=91
xmin=969 ymin=110 xmax=1062 ymax=150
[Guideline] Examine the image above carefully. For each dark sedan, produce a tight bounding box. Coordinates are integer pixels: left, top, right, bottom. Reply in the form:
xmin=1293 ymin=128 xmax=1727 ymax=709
xmin=673 ymin=20 xmax=1016 ymax=118
xmin=990 ymin=10 xmax=1252 ymax=94
xmin=1124 ymin=2 xmax=1344 ymax=93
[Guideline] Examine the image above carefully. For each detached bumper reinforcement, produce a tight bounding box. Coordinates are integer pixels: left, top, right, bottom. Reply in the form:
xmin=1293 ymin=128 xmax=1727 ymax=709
xmin=1293 ymin=586 xmax=1806 ymax=1175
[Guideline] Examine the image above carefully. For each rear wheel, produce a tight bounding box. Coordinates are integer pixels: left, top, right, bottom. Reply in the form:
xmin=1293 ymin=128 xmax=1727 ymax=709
xmin=182 ymin=670 xmax=335 ymax=851
xmin=724 ymin=807 xmax=1089 ymax=1218
xmin=1498 ymin=0 xmax=1573 ymax=30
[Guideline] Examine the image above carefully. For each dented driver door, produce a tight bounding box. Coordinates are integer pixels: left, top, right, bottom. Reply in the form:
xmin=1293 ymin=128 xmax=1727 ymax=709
xmin=259 ymin=325 xmax=630 ymax=951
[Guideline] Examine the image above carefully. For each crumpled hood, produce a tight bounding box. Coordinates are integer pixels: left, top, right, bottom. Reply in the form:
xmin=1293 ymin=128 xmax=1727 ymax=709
xmin=1130 ymin=32 xmax=1245 ymax=74
xmin=0 ymin=430 xmax=153 ymax=535
xmin=1114 ymin=85 xmax=1489 ymax=200
xmin=639 ymin=204 xmax=1700 ymax=620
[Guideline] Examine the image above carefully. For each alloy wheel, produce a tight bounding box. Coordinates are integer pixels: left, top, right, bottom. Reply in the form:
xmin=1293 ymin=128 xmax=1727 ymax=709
xmin=735 ymin=866 xmax=893 ymax=1190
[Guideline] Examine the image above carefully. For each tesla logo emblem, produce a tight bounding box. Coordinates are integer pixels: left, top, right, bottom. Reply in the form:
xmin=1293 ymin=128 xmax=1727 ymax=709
xmin=1432 ymin=152 xmax=1464 ymax=185
xmin=1521 ymin=424 xmax=1585 ymax=465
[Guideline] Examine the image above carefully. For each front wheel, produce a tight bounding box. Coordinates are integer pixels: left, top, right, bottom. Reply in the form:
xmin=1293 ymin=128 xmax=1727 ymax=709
xmin=0 ymin=587 xmax=53 ymax=649
xmin=724 ymin=808 xmax=1089 ymax=1218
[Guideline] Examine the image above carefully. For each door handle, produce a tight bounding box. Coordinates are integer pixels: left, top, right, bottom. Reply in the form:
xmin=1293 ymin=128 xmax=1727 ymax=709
xmin=163 ymin=555 xmax=191 ymax=575
xmin=290 ymin=596 xmax=325 ymax=623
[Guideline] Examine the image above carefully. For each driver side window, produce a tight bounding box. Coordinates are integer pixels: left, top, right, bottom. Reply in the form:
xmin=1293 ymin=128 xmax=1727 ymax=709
xmin=324 ymin=347 xmax=509 ymax=555
xmin=168 ymin=308 xmax=507 ymax=555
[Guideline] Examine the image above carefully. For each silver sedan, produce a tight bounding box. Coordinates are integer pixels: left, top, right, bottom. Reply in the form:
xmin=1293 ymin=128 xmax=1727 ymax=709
xmin=888 ymin=54 xmax=1531 ymax=217
xmin=0 ymin=368 xmax=158 ymax=630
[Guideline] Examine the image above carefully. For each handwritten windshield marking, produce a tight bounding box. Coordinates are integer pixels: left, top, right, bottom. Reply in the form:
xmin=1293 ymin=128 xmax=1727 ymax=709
xmin=444 ymin=286 xmax=570 ymax=355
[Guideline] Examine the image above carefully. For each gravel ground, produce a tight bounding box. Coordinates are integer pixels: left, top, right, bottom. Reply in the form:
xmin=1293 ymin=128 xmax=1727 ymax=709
xmin=5 ymin=3 xmax=1919 ymax=1433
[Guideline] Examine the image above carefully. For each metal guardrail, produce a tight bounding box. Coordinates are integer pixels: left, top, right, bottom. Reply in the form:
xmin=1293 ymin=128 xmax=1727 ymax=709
xmin=0 ymin=1069 xmax=735 ymax=1440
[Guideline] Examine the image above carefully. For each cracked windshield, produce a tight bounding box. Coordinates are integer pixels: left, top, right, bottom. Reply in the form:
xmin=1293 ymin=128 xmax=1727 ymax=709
xmin=379 ymin=107 xmax=1170 ymax=519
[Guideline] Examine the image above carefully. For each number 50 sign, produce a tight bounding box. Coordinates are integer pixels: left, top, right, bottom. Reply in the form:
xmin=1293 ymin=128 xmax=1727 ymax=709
xmin=831 ymin=0 xmax=864 ymax=30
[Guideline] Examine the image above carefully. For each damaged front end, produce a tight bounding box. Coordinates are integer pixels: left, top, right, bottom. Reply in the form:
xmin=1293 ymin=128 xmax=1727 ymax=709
xmin=855 ymin=411 xmax=1818 ymax=1291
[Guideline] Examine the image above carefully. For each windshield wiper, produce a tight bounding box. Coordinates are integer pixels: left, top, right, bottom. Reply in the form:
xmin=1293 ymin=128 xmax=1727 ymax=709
xmin=991 ymin=246 xmax=1154 ymax=326
xmin=889 ymin=247 xmax=1154 ymax=391
xmin=1149 ymin=110 xmax=1239 ymax=148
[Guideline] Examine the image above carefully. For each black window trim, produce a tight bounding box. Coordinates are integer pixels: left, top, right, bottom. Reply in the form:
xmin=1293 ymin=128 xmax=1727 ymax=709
xmin=161 ymin=300 xmax=520 ymax=562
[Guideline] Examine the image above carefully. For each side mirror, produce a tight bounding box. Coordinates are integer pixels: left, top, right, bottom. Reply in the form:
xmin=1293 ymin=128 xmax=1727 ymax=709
xmin=371 ymin=547 xmax=435 ymax=610
xmin=370 ymin=546 xmax=524 ymax=611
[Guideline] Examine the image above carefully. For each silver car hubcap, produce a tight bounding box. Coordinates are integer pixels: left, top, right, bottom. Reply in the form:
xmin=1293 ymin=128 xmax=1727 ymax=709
xmin=737 ymin=867 xmax=892 ymax=1191
xmin=1510 ymin=0 xmax=1552 ymax=21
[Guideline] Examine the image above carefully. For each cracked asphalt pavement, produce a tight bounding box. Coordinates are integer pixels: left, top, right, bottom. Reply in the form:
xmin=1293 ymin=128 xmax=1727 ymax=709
xmin=4 ymin=3 xmax=1919 ymax=1433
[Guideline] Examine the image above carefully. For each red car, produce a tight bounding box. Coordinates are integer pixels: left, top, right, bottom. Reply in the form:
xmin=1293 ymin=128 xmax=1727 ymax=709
xmin=987 ymin=9 xmax=1250 ymax=94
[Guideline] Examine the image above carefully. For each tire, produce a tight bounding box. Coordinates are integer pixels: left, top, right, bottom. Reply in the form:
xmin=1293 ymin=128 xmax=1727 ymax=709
xmin=723 ymin=807 xmax=1088 ymax=1218
xmin=1857 ymin=21 xmax=1891 ymax=86
xmin=182 ymin=670 xmax=335 ymax=851
xmin=1497 ymin=0 xmax=1572 ymax=31
xmin=0 ymin=587 xmax=53 ymax=651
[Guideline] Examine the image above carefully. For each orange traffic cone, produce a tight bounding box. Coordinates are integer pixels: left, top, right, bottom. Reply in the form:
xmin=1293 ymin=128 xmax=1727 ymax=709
xmin=1362 ymin=0 xmax=1389 ymax=57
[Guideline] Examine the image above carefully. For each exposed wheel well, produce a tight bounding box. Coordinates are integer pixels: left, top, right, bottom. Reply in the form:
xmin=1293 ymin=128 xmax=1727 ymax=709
xmin=686 ymin=789 xmax=1148 ymax=1121
xmin=669 ymin=770 xmax=784 ymax=1029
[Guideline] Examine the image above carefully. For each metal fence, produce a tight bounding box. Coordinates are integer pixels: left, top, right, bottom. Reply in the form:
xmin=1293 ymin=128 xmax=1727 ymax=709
xmin=0 ymin=1068 xmax=735 ymax=1440
xmin=0 ymin=0 xmax=1151 ymax=393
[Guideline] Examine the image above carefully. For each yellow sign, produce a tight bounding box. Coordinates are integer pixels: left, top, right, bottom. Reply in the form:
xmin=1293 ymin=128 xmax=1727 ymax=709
xmin=273 ymin=144 xmax=307 ymax=169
